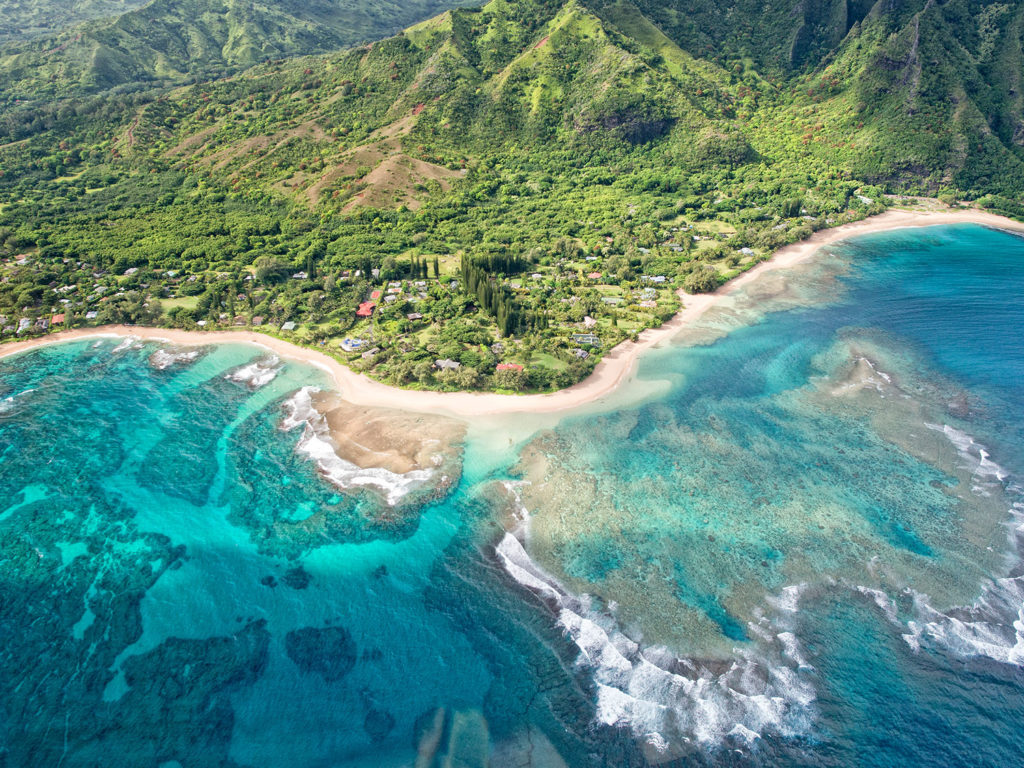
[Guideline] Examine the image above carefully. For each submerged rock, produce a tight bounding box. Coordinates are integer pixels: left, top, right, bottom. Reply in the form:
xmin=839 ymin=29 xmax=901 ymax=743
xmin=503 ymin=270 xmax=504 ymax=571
xmin=284 ymin=625 xmax=357 ymax=682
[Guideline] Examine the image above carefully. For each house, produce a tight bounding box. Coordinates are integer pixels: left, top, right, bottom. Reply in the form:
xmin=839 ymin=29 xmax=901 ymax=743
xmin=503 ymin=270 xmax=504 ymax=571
xmin=340 ymin=338 xmax=366 ymax=352
xmin=496 ymin=363 xmax=524 ymax=372
xmin=601 ymin=297 xmax=623 ymax=305
xmin=573 ymin=348 xmax=590 ymax=359
xmin=281 ymin=321 xmax=296 ymax=331
xmin=35 ymin=318 xmax=49 ymax=330
xmin=491 ymin=342 xmax=504 ymax=354
xmin=85 ymin=311 xmax=98 ymax=320
xmin=123 ymin=267 xmax=138 ymax=276
xmin=17 ymin=318 xmax=31 ymax=333
xmin=640 ymin=300 xmax=657 ymax=308
xmin=292 ymin=271 xmax=308 ymax=280
xmin=531 ymin=273 xmax=543 ymax=280
xmin=356 ymin=301 xmax=376 ymax=318
xmin=740 ymin=247 xmax=755 ymax=255
xmin=641 ymin=275 xmax=667 ymax=284
xmin=406 ymin=312 xmax=423 ymax=321
xmin=196 ymin=320 xmax=207 ymax=327
xmin=251 ymin=316 xmax=264 ymax=326
xmin=361 ymin=347 xmax=380 ymax=359
xmin=572 ymin=333 xmax=601 ymax=346
xmin=383 ymin=295 xmax=397 ymax=304
xmin=587 ymin=272 xmax=602 ymax=280
xmin=583 ymin=316 xmax=597 ymax=329
xmin=370 ymin=290 xmax=382 ymax=300
xmin=51 ymin=314 xmax=65 ymax=325
xmin=435 ymin=358 xmax=461 ymax=370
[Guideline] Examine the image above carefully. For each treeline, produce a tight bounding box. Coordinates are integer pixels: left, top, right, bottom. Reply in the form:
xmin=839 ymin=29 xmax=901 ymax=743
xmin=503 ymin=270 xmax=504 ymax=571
xmin=460 ymin=253 xmax=548 ymax=336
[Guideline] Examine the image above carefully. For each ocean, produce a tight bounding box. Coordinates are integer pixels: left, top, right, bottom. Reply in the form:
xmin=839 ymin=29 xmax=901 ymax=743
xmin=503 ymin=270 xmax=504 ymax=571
xmin=2 ymin=223 xmax=1024 ymax=766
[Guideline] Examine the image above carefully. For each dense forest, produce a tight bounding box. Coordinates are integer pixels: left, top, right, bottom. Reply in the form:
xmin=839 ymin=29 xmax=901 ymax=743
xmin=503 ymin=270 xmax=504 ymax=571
xmin=0 ymin=0 xmax=1022 ymax=391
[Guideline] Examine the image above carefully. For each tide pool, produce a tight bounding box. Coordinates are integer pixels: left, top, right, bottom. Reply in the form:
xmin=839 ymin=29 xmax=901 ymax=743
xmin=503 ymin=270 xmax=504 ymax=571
xmin=2 ymin=223 xmax=1024 ymax=766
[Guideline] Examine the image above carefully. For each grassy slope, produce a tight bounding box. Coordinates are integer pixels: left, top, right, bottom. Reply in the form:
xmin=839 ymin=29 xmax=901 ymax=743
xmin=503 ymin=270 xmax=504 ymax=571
xmin=0 ymin=0 xmax=1022 ymax=391
xmin=0 ymin=0 xmax=153 ymax=43
xmin=0 ymin=0 xmax=481 ymax=105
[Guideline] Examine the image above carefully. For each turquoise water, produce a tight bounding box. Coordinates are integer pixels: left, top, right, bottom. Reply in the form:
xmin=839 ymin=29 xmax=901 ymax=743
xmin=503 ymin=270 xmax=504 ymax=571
xmin=3 ymin=223 xmax=1024 ymax=766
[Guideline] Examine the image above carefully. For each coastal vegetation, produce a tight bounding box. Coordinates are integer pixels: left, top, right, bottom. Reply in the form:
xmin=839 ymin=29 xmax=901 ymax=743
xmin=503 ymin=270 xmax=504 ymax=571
xmin=1 ymin=0 xmax=1022 ymax=391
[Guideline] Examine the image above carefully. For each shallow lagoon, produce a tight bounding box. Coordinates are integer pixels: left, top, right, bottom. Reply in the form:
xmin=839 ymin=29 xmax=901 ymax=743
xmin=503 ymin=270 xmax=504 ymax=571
xmin=3 ymin=224 xmax=1024 ymax=766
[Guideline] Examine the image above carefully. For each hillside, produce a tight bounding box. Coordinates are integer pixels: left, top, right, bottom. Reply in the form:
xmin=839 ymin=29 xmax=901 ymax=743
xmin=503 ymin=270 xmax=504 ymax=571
xmin=0 ymin=0 xmax=1022 ymax=391
xmin=0 ymin=0 xmax=152 ymax=43
xmin=0 ymin=0 xmax=478 ymax=105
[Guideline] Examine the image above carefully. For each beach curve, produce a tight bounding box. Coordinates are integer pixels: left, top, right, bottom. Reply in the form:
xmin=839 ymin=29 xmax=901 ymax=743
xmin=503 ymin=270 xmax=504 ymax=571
xmin=2 ymin=207 xmax=1022 ymax=419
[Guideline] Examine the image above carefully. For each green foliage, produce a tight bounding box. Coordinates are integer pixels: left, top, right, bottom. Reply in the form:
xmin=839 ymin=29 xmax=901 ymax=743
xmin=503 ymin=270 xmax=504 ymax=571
xmin=0 ymin=0 xmax=1022 ymax=392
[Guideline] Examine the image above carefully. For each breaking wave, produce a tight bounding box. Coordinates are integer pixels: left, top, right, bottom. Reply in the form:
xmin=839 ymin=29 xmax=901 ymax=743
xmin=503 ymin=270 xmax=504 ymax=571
xmin=281 ymin=387 xmax=435 ymax=506
xmin=0 ymin=388 xmax=34 ymax=414
xmin=111 ymin=336 xmax=144 ymax=354
xmin=927 ymin=422 xmax=1009 ymax=496
xmin=149 ymin=347 xmax=204 ymax=370
xmin=225 ymin=355 xmax=282 ymax=389
xmin=850 ymin=427 xmax=1024 ymax=667
xmin=495 ymin=487 xmax=816 ymax=756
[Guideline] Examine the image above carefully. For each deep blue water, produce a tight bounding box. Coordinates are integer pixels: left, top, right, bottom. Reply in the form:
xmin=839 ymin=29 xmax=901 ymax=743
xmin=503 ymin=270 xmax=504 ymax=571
xmin=2 ymin=223 xmax=1024 ymax=766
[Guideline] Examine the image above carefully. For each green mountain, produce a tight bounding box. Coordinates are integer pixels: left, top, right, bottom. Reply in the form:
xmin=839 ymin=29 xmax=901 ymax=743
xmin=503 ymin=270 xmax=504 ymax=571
xmin=0 ymin=0 xmax=1022 ymax=390
xmin=0 ymin=0 xmax=478 ymax=104
xmin=0 ymin=0 xmax=152 ymax=43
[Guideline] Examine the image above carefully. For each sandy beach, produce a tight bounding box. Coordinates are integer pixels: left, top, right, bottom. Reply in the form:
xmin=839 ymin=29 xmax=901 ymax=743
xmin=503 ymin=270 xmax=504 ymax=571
xmin=3 ymin=206 xmax=1022 ymax=418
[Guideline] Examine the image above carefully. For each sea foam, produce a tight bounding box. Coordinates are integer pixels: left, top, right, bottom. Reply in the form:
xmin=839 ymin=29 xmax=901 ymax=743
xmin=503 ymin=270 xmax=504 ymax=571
xmin=927 ymin=422 xmax=1008 ymax=496
xmin=494 ymin=522 xmax=816 ymax=755
xmin=149 ymin=347 xmax=203 ymax=370
xmin=852 ymin=429 xmax=1024 ymax=666
xmin=281 ymin=387 xmax=435 ymax=506
xmin=0 ymin=388 xmax=34 ymax=414
xmin=225 ymin=355 xmax=282 ymax=389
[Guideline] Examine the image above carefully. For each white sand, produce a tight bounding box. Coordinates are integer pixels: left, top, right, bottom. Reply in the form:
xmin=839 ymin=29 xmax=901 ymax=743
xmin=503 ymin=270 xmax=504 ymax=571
xmin=3 ymin=207 xmax=1022 ymax=418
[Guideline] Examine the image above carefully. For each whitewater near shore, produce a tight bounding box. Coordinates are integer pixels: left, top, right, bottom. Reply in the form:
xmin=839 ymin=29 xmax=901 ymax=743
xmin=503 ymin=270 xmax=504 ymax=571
xmin=3 ymin=207 xmax=1023 ymax=420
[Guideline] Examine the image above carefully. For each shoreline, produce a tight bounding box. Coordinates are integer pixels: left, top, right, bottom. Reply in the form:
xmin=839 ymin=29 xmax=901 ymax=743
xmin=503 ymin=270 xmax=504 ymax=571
xmin=2 ymin=207 xmax=1022 ymax=418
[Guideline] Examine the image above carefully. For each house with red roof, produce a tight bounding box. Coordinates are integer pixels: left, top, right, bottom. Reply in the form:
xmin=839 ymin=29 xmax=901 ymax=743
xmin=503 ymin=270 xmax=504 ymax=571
xmin=51 ymin=313 xmax=65 ymax=325
xmin=496 ymin=363 xmax=524 ymax=372
xmin=356 ymin=301 xmax=376 ymax=318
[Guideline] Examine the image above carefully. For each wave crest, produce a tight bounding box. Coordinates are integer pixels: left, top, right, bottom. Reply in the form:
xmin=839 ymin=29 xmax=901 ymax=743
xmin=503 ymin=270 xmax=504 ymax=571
xmin=281 ymin=387 xmax=435 ymax=506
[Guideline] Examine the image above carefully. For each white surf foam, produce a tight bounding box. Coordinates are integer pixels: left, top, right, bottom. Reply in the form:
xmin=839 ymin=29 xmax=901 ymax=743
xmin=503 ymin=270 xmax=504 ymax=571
xmin=149 ymin=347 xmax=202 ymax=370
xmin=0 ymin=388 xmax=34 ymax=414
xmin=494 ymin=524 xmax=816 ymax=753
xmin=926 ymin=422 xmax=1008 ymax=495
xmin=898 ymin=575 xmax=1024 ymax=665
xmin=111 ymin=336 xmax=143 ymax=354
xmin=851 ymin=441 xmax=1024 ymax=668
xmin=281 ymin=387 xmax=434 ymax=506
xmin=225 ymin=355 xmax=282 ymax=389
